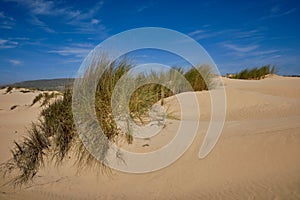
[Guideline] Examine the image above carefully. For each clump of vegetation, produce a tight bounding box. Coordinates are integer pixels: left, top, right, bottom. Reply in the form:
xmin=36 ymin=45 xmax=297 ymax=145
xmin=20 ymin=89 xmax=33 ymax=93
xmin=127 ymin=65 xmax=213 ymax=124
xmin=2 ymin=55 xmax=216 ymax=186
xmin=11 ymin=123 xmax=50 ymax=185
xmin=5 ymin=86 xmax=13 ymax=94
xmin=230 ymin=65 xmax=276 ymax=80
xmin=10 ymin=105 xmax=18 ymax=110
xmin=31 ymin=92 xmax=59 ymax=107
xmin=31 ymin=94 xmax=43 ymax=106
xmin=185 ymin=65 xmax=214 ymax=91
xmin=4 ymin=89 xmax=79 ymax=185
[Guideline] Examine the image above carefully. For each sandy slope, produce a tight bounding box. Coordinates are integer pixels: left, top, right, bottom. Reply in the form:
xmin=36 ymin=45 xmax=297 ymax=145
xmin=0 ymin=76 xmax=300 ymax=199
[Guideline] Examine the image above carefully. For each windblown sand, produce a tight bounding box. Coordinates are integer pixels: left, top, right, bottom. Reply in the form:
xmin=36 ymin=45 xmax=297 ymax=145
xmin=0 ymin=76 xmax=300 ymax=199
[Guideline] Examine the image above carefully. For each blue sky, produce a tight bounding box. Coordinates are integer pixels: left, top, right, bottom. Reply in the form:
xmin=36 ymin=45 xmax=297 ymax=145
xmin=0 ymin=0 xmax=299 ymax=84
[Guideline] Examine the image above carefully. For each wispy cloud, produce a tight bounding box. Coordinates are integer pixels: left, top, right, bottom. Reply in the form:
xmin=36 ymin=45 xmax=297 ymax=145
xmin=48 ymin=47 xmax=90 ymax=58
xmin=223 ymin=43 xmax=259 ymax=53
xmin=188 ymin=29 xmax=222 ymax=40
xmin=188 ymin=30 xmax=205 ymax=36
xmin=48 ymin=43 xmax=94 ymax=58
xmin=0 ymin=39 xmax=18 ymax=49
xmin=91 ymin=19 xmax=100 ymax=25
xmin=220 ymin=41 xmax=281 ymax=63
xmin=188 ymin=28 xmax=264 ymax=42
xmin=29 ymin=15 xmax=55 ymax=33
xmin=0 ymin=11 xmax=15 ymax=29
xmin=136 ymin=2 xmax=155 ymax=13
xmin=8 ymin=37 xmax=30 ymax=41
xmin=6 ymin=0 xmax=80 ymax=18
xmin=218 ymin=49 xmax=285 ymax=74
xmin=65 ymin=2 xmax=105 ymax=32
xmin=9 ymin=59 xmax=21 ymax=65
xmin=6 ymin=0 xmax=105 ymax=33
xmin=261 ymin=5 xmax=296 ymax=20
xmin=249 ymin=49 xmax=280 ymax=57
xmin=0 ymin=11 xmax=14 ymax=21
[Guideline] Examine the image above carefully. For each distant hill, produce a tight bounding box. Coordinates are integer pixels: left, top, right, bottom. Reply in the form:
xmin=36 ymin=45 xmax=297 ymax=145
xmin=6 ymin=78 xmax=75 ymax=91
xmin=283 ymin=75 xmax=300 ymax=77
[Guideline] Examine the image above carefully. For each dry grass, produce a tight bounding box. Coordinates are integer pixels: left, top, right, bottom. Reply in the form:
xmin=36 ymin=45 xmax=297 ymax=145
xmin=1 ymin=54 xmax=215 ymax=186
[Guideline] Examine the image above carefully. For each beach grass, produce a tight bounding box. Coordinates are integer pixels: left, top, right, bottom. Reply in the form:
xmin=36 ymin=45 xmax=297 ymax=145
xmin=229 ymin=65 xmax=276 ymax=80
xmin=3 ymin=55 xmax=214 ymax=185
xmin=5 ymin=86 xmax=13 ymax=94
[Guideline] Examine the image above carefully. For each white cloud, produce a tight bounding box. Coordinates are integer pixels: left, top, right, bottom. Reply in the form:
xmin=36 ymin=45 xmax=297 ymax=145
xmin=220 ymin=42 xmax=281 ymax=64
xmin=188 ymin=28 xmax=264 ymax=42
xmin=188 ymin=30 xmax=205 ymax=36
xmin=249 ymin=49 xmax=280 ymax=57
xmin=223 ymin=43 xmax=259 ymax=53
xmin=48 ymin=44 xmax=93 ymax=58
xmin=187 ymin=29 xmax=223 ymax=40
xmin=271 ymin=5 xmax=280 ymax=13
xmin=0 ymin=39 xmax=18 ymax=49
xmin=8 ymin=37 xmax=30 ymax=40
xmin=136 ymin=2 xmax=155 ymax=13
xmin=9 ymin=59 xmax=21 ymax=65
xmin=6 ymin=0 xmax=105 ymax=33
xmin=6 ymin=0 xmax=79 ymax=18
xmin=0 ymin=11 xmax=14 ymax=21
xmin=0 ymin=39 xmax=7 ymax=45
xmin=91 ymin=19 xmax=100 ymax=25
xmin=260 ymin=7 xmax=296 ymax=20
xmin=0 ymin=11 xmax=15 ymax=29
xmin=29 ymin=15 xmax=55 ymax=33
xmin=65 ymin=2 xmax=105 ymax=32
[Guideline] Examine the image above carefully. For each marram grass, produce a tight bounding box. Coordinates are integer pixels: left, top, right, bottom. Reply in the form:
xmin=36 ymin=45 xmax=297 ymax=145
xmin=1 ymin=55 xmax=214 ymax=186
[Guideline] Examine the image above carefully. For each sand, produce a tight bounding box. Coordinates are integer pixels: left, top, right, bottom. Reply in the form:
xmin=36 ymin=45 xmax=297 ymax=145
xmin=0 ymin=76 xmax=300 ymax=199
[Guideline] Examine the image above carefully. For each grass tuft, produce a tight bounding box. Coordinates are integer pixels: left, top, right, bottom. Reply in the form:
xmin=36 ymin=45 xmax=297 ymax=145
xmin=229 ymin=65 xmax=276 ymax=80
xmin=5 ymin=86 xmax=13 ymax=94
xmin=2 ymin=54 xmax=216 ymax=186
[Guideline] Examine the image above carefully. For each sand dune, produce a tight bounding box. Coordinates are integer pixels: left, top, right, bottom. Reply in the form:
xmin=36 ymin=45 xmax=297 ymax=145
xmin=0 ymin=76 xmax=300 ymax=199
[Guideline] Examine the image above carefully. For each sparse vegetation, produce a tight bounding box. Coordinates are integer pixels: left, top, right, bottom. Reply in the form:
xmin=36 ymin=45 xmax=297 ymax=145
xmin=229 ymin=65 xmax=276 ymax=80
xmin=2 ymin=55 xmax=216 ymax=186
xmin=10 ymin=105 xmax=18 ymax=110
xmin=6 ymin=86 xmax=13 ymax=94
xmin=11 ymin=123 xmax=50 ymax=185
xmin=31 ymin=92 xmax=59 ymax=107
xmin=20 ymin=89 xmax=33 ymax=93
xmin=31 ymin=94 xmax=43 ymax=106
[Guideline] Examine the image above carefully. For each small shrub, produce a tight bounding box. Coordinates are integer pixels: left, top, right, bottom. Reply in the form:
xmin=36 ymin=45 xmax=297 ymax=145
xmin=20 ymin=90 xmax=31 ymax=93
xmin=41 ymin=92 xmax=55 ymax=107
xmin=6 ymin=86 xmax=13 ymax=94
xmin=10 ymin=105 xmax=18 ymax=110
xmin=31 ymin=93 xmax=43 ymax=106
